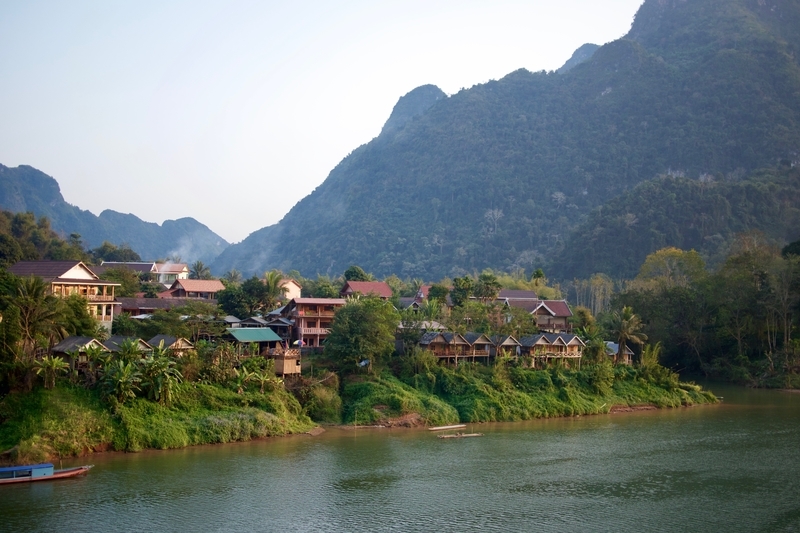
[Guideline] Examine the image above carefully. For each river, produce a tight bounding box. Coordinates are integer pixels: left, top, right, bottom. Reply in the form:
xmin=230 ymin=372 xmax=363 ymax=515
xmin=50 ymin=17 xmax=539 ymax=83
xmin=1 ymin=384 xmax=799 ymax=532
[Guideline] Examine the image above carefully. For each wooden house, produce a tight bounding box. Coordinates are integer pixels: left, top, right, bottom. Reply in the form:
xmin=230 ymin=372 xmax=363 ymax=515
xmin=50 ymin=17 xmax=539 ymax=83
xmin=419 ymin=332 xmax=470 ymax=364
xmin=519 ymin=333 xmax=584 ymax=368
xmin=281 ymin=298 xmax=346 ymax=349
xmin=51 ymin=336 xmax=108 ymax=371
xmin=226 ymin=328 xmax=301 ymax=375
xmin=8 ymin=261 xmax=121 ymax=332
xmin=147 ymin=335 xmax=194 ymax=357
xmin=490 ymin=335 xmax=522 ymax=358
xmin=606 ymin=341 xmax=635 ymax=365
xmin=161 ymin=279 xmax=225 ymax=300
xmin=103 ymin=336 xmax=153 ymax=355
xmin=462 ymin=332 xmax=493 ymax=362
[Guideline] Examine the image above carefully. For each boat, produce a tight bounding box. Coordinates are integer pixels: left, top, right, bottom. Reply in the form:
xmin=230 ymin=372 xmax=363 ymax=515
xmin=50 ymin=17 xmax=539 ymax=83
xmin=0 ymin=463 xmax=93 ymax=485
xmin=428 ymin=424 xmax=467 ymax=431
xmin=438 ymin=432 xmax=484 ymax=439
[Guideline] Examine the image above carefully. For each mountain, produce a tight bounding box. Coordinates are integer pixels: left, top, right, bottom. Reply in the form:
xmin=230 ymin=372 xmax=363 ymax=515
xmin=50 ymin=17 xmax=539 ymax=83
xmin=554 ymin=165 xmax=800 ymax=280
xmin=557 ymin=43 xmax=599 ymax=73
xmin=0 ymin=164 xmax=229 ymax=263
xmin=214 ymin=0 xmax=800 ymax=280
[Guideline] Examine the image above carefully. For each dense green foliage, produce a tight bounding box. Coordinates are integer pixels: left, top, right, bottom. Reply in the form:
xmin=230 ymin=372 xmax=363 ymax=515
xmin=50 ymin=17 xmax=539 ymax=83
xmin=324 ymin=297 xmax=400 ymax=371
xmin=327 ymin=356 xmax=715 ymax=425
xmin=555 ymin=167 xmax=800 ymax=279
xmin=615 ymin=237 xmax=800 ymax=386
xmin=0 ymin=381 xmax=312 ymax=462
xmin=212 ymin=0 xmax=800 ymax=280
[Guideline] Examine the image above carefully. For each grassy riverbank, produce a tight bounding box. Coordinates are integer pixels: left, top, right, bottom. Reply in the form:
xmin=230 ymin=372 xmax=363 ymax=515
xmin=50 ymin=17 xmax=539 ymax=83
xmin=0 ymin=382 xmax=314 ymax=464
xmin=334 ymin=357 xmax=717 ymax=425
xmin=0 ymin=359 xmax=716 ymax=464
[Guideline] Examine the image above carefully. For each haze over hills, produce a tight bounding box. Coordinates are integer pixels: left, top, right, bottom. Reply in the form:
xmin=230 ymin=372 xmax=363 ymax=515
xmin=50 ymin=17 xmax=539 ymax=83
xmin=212 ymin=0 xmax=800 ymax=281
xmin=0 ymin=164 xmax=229 ymax=264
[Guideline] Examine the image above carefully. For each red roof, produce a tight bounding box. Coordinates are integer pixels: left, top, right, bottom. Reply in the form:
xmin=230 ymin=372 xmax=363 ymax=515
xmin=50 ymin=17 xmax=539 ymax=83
xmin=341 ymin=281 xmax=393 ymax=299
xmin=541 ymin=300 xmax=572 ymax=317
xmin=507 ymin=299 xmax=572 ymax=317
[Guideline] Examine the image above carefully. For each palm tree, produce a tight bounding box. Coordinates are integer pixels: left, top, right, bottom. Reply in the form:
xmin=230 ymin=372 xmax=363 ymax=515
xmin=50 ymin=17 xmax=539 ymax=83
xmin=251 ymin=367 xmax=281 ymax=394
xmin=12 ymin=276 xmax=67 ymax=361
xmin=140 ymin=354 xmax=183 ymax=406
xmin=222 ymin=269 xmax=243 ymax=286
xmin=117 ymin=338 xmax=143 ymax=364
xmin=101 ymin=360 xmax=142 ymax=404
xmin=263 ymin=270 xmax=288 ymax=311
xmin=232 ymin=367 xmax=252 ymax=394
xmin=34 ymin=355 xmax=69 ymax=389
xmin=608 ymin=306 xmax=648 ymax=364
xmin=189 ymin=261 xmax=213 ymax=280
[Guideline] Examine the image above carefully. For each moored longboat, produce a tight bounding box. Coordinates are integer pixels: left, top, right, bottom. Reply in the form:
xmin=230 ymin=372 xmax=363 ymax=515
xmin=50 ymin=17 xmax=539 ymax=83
xmin=0 ymin=463 xmax=93 ymax=485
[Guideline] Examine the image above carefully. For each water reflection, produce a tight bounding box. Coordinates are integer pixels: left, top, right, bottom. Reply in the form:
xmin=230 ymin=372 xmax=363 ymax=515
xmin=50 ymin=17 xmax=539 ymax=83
xmin=1 ymin=385 xmax=799 ymax=532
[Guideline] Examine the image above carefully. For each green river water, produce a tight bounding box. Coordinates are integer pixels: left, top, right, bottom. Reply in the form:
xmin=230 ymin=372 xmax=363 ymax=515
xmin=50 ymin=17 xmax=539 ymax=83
xmin=1 ymin=384 xmax=799 ymax=532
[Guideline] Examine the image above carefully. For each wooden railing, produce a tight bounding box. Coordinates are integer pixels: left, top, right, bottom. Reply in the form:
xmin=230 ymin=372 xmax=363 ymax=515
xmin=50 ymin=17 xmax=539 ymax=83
xmin=297 ymin=311 xmax=336 ymax=318
xmin=300 ymin=327 xmax=329 ymax=335
xmin=87 ymin=295 xmax=115 ymax=302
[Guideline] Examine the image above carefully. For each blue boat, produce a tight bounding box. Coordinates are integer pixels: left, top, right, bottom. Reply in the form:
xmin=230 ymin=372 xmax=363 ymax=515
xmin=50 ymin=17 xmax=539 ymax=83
xmin=0 ymin=463 xmax=92 ymax=485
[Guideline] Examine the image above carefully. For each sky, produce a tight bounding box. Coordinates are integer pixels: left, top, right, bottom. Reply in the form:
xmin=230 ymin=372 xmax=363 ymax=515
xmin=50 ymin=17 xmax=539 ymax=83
xmin=0 ymin=0 xmax=644 ymax=244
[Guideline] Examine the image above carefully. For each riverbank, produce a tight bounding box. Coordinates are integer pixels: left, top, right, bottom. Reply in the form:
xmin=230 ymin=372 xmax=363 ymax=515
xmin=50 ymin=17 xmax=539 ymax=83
xmin=0 ymin=381 xmax=314 ymax=465
xmin=0 ymin=362 xmax=717 ymax=465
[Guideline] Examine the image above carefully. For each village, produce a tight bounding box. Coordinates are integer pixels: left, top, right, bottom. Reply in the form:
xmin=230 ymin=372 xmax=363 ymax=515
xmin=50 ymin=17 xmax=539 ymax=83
xmin=5 ymin=259 xmax=634 ymax=380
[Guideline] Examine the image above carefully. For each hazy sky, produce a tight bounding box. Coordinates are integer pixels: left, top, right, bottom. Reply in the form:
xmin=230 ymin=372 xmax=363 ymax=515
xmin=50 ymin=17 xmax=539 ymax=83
xmin=0 ymin=0 xmax=643 ymax=244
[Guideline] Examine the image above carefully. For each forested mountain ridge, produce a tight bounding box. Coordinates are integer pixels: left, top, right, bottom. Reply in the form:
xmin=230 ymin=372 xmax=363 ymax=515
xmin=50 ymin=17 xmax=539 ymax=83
xmin=554 ymin=165 xmax=800 ymax=280
xmin=213 ymin=0 xmax=800 ymax=281
xmin=0 ymin=164 xmax=229 ymax=263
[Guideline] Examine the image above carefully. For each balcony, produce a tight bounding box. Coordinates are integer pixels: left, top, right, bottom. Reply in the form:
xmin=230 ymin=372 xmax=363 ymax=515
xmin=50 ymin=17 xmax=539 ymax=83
xmin=300 ymin=328 xmax=330 ymax=335
xmin=297 ymin=310 xmax=336 ymax=318
xmin=87 ymin=295 xmax=115 ymax=302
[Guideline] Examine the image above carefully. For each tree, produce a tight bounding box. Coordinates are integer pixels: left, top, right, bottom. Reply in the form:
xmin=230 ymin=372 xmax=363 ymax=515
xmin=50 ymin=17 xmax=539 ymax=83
xmin=608 ymin=306 xmax=648 ymax=364
xmin=241 ymin=276 xmax=270 ymax=316
xmin=34 ymin=355 xmax=69 ymax=389
xmin=189 ymin=261 xmax=213 ymax=280
xmin=99 ymin=267 xmax=140 ymax=297
xmin=307 ymin=275 xmax=340 ymax=298
xmin=450 ymin=276 xmax=474 ymax=307
xmin=10 ymin=275 xmax=67 ymax=361
xmin=90 ymin=241 xmax=141 ymax=263
xmin=222 ymin=269 xmax=243 ymax=286
xmin=324 ymin=296 xmax=399 ymax=372
xmin=428 ymin=284 xmax=449 ymax=306
xmin=344 ymin=265 xmax=371 ymax=282
xmin=101 ymin=360 xmax=141 ymax=404
xmin=263 ymin=270 xmax=288 ymax=311
xmin=631 ymin=247 xmax=706 ymax=291
xmin=140 ymin=352 xmax=183 ymax=406
xmin=474 ymin=271 xmax=502 ymax=303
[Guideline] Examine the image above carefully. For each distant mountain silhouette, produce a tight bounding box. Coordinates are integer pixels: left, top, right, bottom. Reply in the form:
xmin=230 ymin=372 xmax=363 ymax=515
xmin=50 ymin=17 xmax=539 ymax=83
xmin=0 ymin=164 xmax=229 ymax=263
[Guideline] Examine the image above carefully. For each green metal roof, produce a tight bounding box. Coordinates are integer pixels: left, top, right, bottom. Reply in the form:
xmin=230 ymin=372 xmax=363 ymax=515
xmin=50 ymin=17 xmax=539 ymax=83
xmin=227 ymin=328 xmax=282 ymax=343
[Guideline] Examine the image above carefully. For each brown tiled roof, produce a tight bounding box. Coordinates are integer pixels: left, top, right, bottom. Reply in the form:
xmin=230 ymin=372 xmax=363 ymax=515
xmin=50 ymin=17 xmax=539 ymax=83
xmin=291 ymin=298 xmax=347 ymax=305
xmin=8 ymin=261 xmax=87 ymax=280
xmin=541 ymin=300 xmax=572 ymax=317
xmin=499 ymin=289 xmax=538 ymax=299
xmin=117 ymin=297 xmax=198 ymax=313
xmin=341 ymin=281 xmax=393 ymax=299
xmin=172 ymin=279 xmax=226 ymax=292
xmin=506 ymin=299 xmax=572 ymax=317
